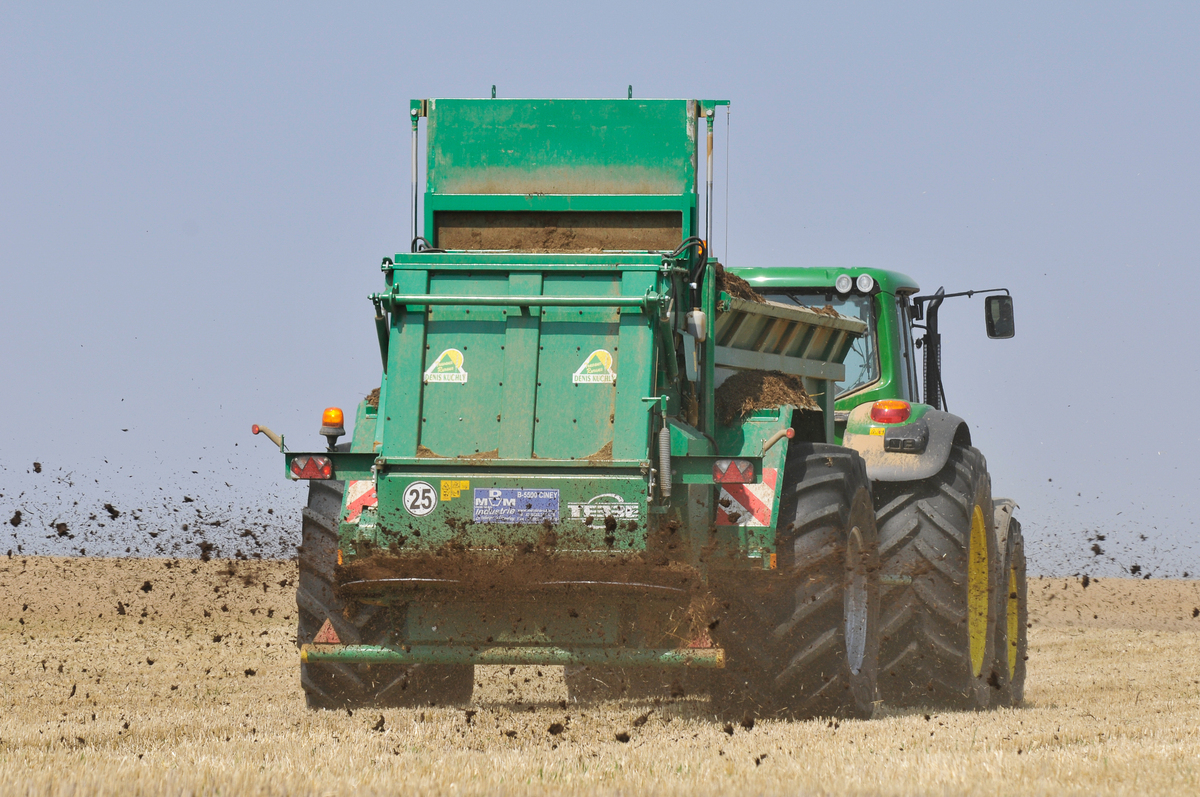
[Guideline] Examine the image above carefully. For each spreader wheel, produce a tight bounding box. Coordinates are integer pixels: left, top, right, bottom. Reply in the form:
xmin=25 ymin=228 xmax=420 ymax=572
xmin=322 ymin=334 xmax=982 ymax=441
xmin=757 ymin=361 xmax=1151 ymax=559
xmin=296 ymin=479 xmax=473 ymax=709
xmin=712 ymin=443 xmax=881 ymax=719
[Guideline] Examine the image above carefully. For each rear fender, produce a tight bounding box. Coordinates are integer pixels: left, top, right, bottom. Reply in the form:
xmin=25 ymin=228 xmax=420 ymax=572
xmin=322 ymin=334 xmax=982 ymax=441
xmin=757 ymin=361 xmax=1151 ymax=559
xmin=842 ymin=403 xmax=971 ymax=482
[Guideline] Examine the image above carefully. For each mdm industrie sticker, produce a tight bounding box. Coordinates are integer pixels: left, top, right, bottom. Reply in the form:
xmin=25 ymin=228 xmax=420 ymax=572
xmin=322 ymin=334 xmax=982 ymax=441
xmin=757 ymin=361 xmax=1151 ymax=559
xmin=473 ymin=488 xmax=560 ymax=524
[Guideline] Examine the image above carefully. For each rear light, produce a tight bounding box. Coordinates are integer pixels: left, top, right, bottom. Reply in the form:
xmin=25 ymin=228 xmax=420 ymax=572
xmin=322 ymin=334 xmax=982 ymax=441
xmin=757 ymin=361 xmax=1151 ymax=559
xmin=870 ymin=400 xmax=911 ymax=424
xmin=713 ymin=459 xmax=755 ymax=483
xmin=290 ymin=455 xmax=333 ymax=480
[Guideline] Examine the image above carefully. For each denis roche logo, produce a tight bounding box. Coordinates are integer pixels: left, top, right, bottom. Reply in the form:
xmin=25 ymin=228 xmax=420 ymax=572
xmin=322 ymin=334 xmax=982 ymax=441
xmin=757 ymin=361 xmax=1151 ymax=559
xmin=573 ymin=349 xmax=616 ymax=384
xmin=424 ymin=348 xmax=467 ymax=383
xmin=568 ymin=493 xmax=639 ymax=521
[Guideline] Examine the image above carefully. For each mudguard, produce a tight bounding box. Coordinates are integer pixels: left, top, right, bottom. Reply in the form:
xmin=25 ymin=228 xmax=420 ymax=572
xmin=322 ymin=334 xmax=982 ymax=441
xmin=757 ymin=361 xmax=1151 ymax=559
xmin=842 ymin=403 xmax=971 ymax=482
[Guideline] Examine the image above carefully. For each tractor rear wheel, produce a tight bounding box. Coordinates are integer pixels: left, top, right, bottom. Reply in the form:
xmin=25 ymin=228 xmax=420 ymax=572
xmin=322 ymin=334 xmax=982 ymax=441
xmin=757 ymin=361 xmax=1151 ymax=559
xmin=297 ymin=479 xmax=474 ymax=709
xmin=873 ymin=445 xmax=998 ymax=709
xmin=712 ymin=443 xmax=881 ymax=719
xmin=992 ymin=516 xmax=1027 ymax=706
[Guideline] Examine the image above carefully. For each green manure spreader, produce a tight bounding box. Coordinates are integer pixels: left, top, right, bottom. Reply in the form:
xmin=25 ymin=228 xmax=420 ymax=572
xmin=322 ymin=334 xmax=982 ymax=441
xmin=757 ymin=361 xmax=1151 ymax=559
xmin=254 ymin=96 xmax=1023 ymax=718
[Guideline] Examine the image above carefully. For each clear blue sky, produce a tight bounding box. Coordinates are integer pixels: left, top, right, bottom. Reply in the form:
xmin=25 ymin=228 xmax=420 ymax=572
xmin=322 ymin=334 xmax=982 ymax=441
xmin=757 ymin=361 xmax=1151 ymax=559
xmin=3 ymin=2 xmax=1197 ymax=575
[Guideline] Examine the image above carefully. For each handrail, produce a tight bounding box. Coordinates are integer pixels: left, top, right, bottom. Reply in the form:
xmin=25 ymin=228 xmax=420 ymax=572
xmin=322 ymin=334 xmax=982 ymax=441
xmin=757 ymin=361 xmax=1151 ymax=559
xmin=373 ymin=292 xmax=661 ymax=310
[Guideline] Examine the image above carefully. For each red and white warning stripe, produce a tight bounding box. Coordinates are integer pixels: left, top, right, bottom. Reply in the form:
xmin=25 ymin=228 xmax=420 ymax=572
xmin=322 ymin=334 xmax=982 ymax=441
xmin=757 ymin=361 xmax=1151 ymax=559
xmin=716 ymin=467 xmax=777 ymax=527
xmin=344 ymin=480 xmax=377 ymax=523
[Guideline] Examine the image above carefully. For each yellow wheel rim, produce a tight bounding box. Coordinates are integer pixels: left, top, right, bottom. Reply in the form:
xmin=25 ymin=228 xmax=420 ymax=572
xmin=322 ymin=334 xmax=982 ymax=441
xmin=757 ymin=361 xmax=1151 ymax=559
xmin=1006 ymin=562 xmax=1019 ymax=678
xmin=967 ymin=505 xmax=989 ymax=677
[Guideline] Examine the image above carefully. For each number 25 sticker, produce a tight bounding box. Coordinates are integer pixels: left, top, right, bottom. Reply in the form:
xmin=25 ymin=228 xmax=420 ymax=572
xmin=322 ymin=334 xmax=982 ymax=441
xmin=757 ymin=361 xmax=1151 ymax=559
xmin=402 ymin=481 xmax=438 ymax=516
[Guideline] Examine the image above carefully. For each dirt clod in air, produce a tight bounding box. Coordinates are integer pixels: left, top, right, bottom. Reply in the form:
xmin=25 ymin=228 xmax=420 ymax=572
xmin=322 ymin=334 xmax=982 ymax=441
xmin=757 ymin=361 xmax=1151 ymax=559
xmin=372 ymin=715 xmax=385 ymax=732
xmin=615 ymin=731 xmax=631 ymax=743
xmin=715 ymin=370 xmax=817 ymax=426
xmin=103 ymin=503 xmax=121 ymax=520
xmin=715 ymin=262 xmax=764 ymax=303
xmin=139 ymin=581 xmax=152 ymax=593
xmin=547 ymin=722 xmax=565 ymax=735
xmin=32 ymin=462 xmax=42 ymax=473
xmin=9 ymin=511 xmax=21 ymax=528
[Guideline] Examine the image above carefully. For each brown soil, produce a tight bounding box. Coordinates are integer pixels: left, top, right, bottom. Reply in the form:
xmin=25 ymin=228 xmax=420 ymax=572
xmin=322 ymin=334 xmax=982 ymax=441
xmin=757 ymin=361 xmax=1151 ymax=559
xmin=417 ymin=446 xmax=498 ymax=459
xmin=436 ymin=211 xmax=681 ymax=253
xmin=810 ymin=304 xmax=839 ymax=317
xmin=365 ymin=388 xmax=380 ymax=408
xmin=2 ymin=559 xmax=1199 ymax=794
xmin=714 ymin=262 xmax=764 ymax=303
xmin=584 ymin=441 xmax=613 ymax=462
xmin=714 ymin=370 xmax=817 ymax=426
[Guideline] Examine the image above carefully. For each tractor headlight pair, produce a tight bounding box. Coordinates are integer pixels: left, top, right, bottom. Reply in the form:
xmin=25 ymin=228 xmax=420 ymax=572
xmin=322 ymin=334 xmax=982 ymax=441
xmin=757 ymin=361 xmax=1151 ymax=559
xmin=835 ymin=274 xmax=875 ymax=294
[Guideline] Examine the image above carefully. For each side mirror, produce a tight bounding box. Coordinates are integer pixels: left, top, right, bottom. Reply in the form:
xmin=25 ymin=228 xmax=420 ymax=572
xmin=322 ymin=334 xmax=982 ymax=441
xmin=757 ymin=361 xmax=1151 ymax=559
xmin=985 ymin=295 xmax=1015 ymax=339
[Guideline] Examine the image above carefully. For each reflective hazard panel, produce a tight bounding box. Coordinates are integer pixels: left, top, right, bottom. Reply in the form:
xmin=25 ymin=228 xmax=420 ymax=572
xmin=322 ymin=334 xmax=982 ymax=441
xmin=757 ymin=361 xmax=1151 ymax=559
xmin=313 ymin=618 xmax=341 ymax=645
xmin=716 ymin=467 xmax=778 ymax=527
xmin=344 ymin=480 xmax=378 ymax=523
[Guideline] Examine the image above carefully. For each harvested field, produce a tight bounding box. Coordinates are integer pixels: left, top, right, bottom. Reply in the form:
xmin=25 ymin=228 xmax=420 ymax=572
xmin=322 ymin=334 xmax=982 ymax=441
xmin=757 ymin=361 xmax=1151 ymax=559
xmin=1 ymin=557 xmax=1198 ymax=796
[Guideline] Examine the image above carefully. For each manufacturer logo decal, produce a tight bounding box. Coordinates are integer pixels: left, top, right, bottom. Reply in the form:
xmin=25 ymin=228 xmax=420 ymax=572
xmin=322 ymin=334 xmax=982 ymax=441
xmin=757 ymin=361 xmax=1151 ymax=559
xmin=424 ymin=348 xmax=467 ymax=383
xmin=573 ymin=349 xmax=616 ymax=384
xmin=473 ymin=488 xmax=559 ymax=524
xmin=402 ymin=481 xmax=439 ymax=516
xmin=567 ymin=493 xmax=639 ymax=521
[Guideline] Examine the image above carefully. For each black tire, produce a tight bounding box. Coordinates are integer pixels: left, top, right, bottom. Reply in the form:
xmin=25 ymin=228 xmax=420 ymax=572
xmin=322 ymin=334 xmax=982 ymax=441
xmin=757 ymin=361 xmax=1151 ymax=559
xmin=873 ymin=445 xmax=999 ymax=709
xmin=297 ymin=479 xmax=474 ymax=709
xmin=992 ymin=517 xmax=1027 ymax=707
xmin=712 ymin=443 xmax=881 ymax=719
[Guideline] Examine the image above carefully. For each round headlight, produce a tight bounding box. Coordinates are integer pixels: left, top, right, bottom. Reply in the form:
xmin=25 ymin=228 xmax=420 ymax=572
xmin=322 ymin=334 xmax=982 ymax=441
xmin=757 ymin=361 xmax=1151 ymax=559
xmin=856 ymin=274 xmax=875 ymax=293
xmin=835 ymin=274 xmax=853 ymax=294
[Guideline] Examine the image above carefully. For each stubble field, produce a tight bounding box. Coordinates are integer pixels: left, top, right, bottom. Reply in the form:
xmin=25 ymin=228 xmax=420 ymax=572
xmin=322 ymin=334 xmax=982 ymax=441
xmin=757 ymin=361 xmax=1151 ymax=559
xmin=1 ymin=556 xmax=1198 ymax=796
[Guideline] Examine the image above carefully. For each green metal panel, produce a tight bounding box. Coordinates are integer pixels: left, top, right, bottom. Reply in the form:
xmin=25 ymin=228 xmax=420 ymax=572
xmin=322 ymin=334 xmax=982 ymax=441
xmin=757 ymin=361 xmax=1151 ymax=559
xmin=498 ymin=273 xmax=542 ymax=458
xmin=381 ymin=269 xmax=429 ymax=458
xmin=425 ymin=99 xmax=697 ymax=196
xmin=302 ymin=644 xmax=723 ymax=668
xmin=369 ymin=471 xmax=648 ymax=552
xmin=419 ymin=271 xmax=508 ymax=457
xmin=531 ymin=272 xmax=623 ymax=459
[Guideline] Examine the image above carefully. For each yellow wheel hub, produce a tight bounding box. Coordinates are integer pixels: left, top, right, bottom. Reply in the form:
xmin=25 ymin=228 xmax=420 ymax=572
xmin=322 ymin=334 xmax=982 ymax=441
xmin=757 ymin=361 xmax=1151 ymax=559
xmin=1006 ymin=562 xmax=1019 ymax=678
xmin=967 ymin=504 xmax=989 ymax=677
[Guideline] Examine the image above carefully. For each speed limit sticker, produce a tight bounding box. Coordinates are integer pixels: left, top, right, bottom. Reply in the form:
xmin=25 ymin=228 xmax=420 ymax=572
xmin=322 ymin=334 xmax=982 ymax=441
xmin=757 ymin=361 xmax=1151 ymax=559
xmin=402 ymin=481 xmax=438 ymax=516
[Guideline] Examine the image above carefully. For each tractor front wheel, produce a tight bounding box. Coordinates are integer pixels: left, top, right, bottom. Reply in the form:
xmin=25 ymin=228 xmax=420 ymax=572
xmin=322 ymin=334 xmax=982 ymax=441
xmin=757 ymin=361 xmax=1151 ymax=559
xmin=873 ymin=445 xmax=998 ymax=709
